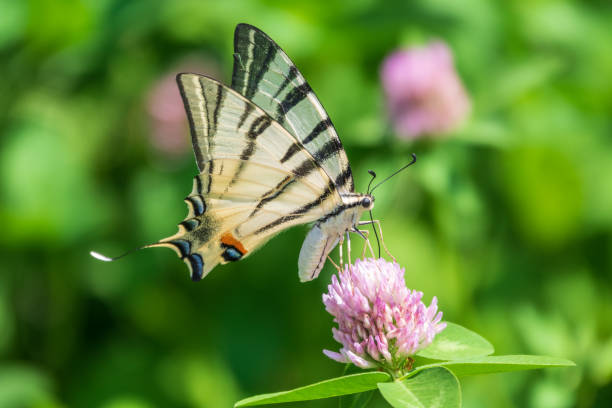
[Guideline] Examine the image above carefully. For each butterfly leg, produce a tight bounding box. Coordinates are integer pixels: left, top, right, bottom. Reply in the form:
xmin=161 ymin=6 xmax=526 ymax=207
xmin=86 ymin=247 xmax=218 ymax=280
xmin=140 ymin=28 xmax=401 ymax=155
xmin=345 ymin=231 xmax=352 ymax=265
xmin=357 ymin=219 xmax=395 ymax=262
xmin=327 ymin=255 xmax=341 ymax=272
xmin=350 ymin=228 xmax=370 ymax=259
xmin=358 ymin=229 xmax=369 ymax=259
xmin=338 ymin=235 xmax=344 ymax=270
xmin=351 ymin=228 xmax=376 ymax=259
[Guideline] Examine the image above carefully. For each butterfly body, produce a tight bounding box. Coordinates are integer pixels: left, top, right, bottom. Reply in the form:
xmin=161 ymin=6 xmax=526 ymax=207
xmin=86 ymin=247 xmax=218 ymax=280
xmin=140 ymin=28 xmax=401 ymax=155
xmin=104 ymin=24 xmax=376 ymax=282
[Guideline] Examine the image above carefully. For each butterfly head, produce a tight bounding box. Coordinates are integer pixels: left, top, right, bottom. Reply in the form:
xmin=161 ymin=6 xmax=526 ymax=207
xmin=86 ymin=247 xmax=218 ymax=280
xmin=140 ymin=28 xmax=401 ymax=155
xmin=360 ymin=195 xmax=375 ymax=211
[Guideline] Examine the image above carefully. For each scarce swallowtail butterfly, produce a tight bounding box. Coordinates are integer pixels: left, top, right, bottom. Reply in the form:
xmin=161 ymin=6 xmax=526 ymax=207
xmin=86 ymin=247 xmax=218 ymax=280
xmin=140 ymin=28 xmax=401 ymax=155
xmin=92 ymin=23 xmax=378 ymax=282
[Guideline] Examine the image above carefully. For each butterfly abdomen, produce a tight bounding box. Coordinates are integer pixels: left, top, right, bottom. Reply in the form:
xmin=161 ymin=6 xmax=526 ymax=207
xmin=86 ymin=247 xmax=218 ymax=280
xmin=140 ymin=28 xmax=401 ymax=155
xmin=298 ymin=225 xmax=340 ymax=282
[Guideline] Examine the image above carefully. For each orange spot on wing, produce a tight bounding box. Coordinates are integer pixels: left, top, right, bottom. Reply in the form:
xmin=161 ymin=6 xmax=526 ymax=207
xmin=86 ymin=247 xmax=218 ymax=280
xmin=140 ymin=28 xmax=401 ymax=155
xmin=220 ymin=232 xmax=248 ymax=255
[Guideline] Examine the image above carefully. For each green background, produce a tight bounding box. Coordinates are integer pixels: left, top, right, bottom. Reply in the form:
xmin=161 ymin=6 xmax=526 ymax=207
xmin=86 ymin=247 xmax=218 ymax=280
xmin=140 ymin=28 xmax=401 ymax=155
xmin=1 ymin=0 xmax=610 ymax=407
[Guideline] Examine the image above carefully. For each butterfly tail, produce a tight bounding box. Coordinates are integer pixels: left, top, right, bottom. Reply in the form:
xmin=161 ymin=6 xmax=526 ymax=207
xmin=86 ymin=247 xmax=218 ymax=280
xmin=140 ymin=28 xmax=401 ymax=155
xmin=90 ymin=236 xmax=220 ymax=282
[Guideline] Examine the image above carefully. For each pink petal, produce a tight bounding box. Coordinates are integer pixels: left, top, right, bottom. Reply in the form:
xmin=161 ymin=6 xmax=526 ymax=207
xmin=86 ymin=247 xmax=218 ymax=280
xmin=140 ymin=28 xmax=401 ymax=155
xmin=346 ymin=351 xmax=376 ymax=369
xmin=323 ymin=349 xmax=349 ymax=364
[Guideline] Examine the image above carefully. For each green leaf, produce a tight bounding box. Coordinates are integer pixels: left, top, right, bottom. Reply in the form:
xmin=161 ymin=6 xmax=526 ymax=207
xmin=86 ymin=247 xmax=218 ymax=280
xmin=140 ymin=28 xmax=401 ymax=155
xmin=234 ymin=372 xmax=391 ymax=407
xmin=339 ymin=390 xmax=375 ymax=408
xmin=414 ymin=355 xmax=575 ymax=377
xmin=417 ymin=322 xmax=494 ymax=360
xmin=378 ymin=367 xmax=461 ymax=408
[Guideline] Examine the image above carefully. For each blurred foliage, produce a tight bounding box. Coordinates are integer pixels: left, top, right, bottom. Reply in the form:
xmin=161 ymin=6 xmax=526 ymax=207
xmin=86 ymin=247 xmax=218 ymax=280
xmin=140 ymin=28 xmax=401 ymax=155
xmin=1 ymin=0 xmax=611 ymax=407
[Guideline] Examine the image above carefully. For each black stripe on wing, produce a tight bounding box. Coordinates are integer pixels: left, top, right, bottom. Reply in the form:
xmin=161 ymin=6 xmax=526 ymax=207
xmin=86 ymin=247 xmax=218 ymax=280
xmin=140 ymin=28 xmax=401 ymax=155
xmin=273 ymin=65 xmax=299 ymax=98
xmin=280 ymin=142 xmax=302 ymax=164
xmin=291 ymin=140 xmax=342 ymax=179
xmin=313 ymin=139 xmax=343 ymax=163
xmin=249 ymin=175 xmax=296 ymax=217
xmin=237 ymin=102 xmax=254 ymax=130
xmin=212 ymin=84 xmax=226 ymax=135
xmin=334 ymin=167 xmax=353 ymax=191
xmin=275 ymin=82 xmax=313 ymax=124
xmin=303 ymin=119 xmax=333 ymax=144
xmin=228 ymin=115 xmax=272 ymax=189
xmin=176 ymin=74 xmax=206 ymax=169
xmin=254 ymin=180 xmax=336 ymax=235
xmin=278 ymin=119 xmax=334 ymax=163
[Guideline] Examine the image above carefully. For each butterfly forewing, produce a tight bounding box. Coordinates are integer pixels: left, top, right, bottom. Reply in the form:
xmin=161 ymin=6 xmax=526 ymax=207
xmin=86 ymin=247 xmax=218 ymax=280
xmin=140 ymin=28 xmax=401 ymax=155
xmin=159 ymin=73 xmax=343 ymax=280
xmin=231 ymin=24 xmax=355 ymax=195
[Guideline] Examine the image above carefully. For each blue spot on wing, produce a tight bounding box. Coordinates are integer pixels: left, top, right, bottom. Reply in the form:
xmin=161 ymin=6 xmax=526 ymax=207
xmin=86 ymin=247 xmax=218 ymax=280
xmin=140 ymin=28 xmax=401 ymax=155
xmin=172 ymin=239 xmax=191 ymax=257
xmin=222 ymin=247 xmax=243 ymax=262
xmin=180 ymin=219 xmax=200 ymax=231
xmin=187 ymin=196 xmax=206 ymax=216
xmin=188 ymin=254 xmax=204 ymax=281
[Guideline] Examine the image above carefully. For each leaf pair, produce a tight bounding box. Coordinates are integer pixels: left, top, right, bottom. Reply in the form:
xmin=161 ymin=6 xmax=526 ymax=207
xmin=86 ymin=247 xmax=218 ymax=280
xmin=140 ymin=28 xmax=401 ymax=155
xmin=234 ymin=322 xmax=574 ymax=407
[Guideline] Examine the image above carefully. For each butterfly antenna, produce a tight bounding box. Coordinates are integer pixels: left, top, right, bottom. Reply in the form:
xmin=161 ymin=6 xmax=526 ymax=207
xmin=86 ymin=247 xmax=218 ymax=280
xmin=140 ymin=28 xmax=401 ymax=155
xmin=366 ymin=170 xmax=381 ymax=257
xmin=367 ymin=170 xmax=377 ymax=194
xmin=368 ymin=209 xmax=381 ymax=258
xmin=370 ymin=153 xmax=417 ymax=194
xmin=90 ymin=243 xmax=157 ymax=262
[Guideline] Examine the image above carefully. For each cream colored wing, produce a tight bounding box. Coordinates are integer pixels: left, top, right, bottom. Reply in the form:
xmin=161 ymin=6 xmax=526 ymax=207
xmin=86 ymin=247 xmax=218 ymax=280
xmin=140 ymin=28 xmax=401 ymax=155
xmin=152 ymin=73 xmax=344 ymax=280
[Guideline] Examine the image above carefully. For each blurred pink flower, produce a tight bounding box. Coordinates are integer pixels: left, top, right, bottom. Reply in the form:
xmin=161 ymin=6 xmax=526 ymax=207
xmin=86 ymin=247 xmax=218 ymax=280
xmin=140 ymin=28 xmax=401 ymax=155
xmin=322 ymin=258 xmax=445 ymax=376
xmin=147 ymin=58 xmax=221 ymax=157
xmin=381 ymin=41 xmax=470 ymax=139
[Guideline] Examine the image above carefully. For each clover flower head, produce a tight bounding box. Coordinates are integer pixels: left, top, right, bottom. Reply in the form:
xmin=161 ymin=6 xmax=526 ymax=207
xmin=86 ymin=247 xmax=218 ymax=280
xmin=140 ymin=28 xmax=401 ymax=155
xmin=381 ymin=41 xmax=470 ymax=139
xmin=322 ymin=258 xmax=445 ymax=375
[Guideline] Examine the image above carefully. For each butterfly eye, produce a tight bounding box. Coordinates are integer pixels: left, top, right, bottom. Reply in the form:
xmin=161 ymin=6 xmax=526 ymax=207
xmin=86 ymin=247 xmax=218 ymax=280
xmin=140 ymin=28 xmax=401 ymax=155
xmin=362 ymin=197 xmax=372 ymax=208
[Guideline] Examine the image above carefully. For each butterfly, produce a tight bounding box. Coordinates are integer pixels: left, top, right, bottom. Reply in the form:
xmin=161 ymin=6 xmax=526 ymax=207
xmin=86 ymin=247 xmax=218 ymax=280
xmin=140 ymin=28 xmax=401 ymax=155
xmin=92 ymin=24 xmax=378 ymax=282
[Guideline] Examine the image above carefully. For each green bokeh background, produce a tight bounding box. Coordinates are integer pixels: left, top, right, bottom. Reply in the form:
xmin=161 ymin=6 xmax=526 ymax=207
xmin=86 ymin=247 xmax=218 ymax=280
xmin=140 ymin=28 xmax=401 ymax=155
xmin=1 ymin=0 xmax=611 ymax=407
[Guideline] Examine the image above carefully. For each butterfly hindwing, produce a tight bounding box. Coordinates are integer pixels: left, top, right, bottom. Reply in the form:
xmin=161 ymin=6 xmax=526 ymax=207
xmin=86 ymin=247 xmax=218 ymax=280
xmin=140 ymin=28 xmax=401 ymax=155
xmin=231 ymin=24 xmax=355 ymax=195
xmin=157 ymin=73 xmax=344 ymax=280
